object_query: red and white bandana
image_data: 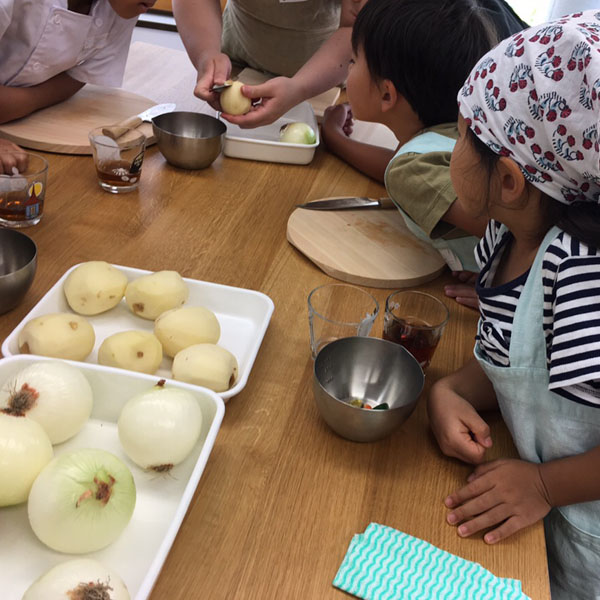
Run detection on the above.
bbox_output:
[458,10,600,205]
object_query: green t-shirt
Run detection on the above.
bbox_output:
[385,122,460,238]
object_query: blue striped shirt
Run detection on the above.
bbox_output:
[476,220,600,407]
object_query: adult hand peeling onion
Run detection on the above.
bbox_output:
[28,448,136,553]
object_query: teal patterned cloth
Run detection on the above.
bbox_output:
[333,523,531,600]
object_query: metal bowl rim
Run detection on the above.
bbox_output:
[0,230,37,279]
[151,112,226,140]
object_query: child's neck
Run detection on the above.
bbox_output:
[69,0,94,15]
[384,103,425,147]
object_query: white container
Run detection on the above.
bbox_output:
[223,101,319,165]
[0,354,225,600]
[2,263,274,401]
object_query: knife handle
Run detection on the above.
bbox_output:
[102,115,143,140]
[378,197,396,209]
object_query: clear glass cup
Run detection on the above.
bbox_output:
[0,152,48,228]
[383,290,450,369]
[308,283,379,359]
[89,127,146,193]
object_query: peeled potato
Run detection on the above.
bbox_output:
[172,344,238,392]
[18,313,95,361]
[154,306,220,358]
[220,80,251,116]
[98,330,163,374]
[64,261,128,315]
[125,270,189,320]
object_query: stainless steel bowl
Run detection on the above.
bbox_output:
[0,229,37,314]
[313,336,424,442]
[152,112,226,170]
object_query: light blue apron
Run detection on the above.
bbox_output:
[475,225,600,599]
[384,131,480,272]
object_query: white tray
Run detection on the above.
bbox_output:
[1,264,274,401]
[0,354,225,600]
[223,101,319,165]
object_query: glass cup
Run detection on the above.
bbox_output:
[383,290,450,370]
[89,127,146,193]
[308,283,379,359]
[0,152,48,228]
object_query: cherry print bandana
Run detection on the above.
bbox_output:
[458,10,600,205]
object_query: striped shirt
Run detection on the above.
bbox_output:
[475,220,600,407]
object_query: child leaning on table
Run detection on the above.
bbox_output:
[427,11,600,599]
[0,0,154,125]
[324,0,526,276]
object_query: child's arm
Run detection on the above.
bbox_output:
[428,358,498,464]
[0,73,84,124]
[321,103,395,183]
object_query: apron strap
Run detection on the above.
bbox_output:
[508,224,562,367]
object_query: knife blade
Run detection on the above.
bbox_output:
[296,197,396,210]
[102,103,176,139]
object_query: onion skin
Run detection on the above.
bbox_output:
[0,412,53,507]
[118,382,202,471]
[0,361,93,444]
[23,558,130,600]
[28,448,136,554]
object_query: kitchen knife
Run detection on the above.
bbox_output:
[102,103,176,139]
[296,197,396,210]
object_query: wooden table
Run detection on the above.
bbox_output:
[0,145,550,600]
[0,42,550,599]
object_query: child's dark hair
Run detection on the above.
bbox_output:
[352,0,498,127]
[468,129,600,247]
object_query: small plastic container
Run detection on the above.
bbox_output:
[223,101,319,165]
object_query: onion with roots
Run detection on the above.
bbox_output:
[23,558,130,600]
[28,448,136,554]
[118,379,203,472]
[0,411,53,507]
[0,361,93,444]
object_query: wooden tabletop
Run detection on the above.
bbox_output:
[0,44,550,600]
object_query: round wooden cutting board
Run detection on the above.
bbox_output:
[0,85,157,155]
[287,206,446,288]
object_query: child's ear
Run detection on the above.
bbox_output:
[497,157,527,206]
[380,79,398,113]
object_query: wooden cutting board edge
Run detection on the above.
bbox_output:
[286,208,447,289]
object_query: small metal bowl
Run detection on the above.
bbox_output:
[0,229,37,314]
[152,112,226,170]
[313,337,424,442]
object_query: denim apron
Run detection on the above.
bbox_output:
[474,225,600,599]
[384,132,480,272]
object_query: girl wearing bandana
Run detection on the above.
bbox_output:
[428,10,600,598]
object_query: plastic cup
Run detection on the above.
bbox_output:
[89,127,146,193]
[383,290,449,369]
[308,283,379,359]
[0,152,48,227]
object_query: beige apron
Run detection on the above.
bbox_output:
[222,0,341,77]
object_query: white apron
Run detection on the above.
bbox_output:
[475,225,600,599]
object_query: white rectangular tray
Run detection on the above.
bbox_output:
[0,354,225,600]
[2,264,274,401]
[223,101,319,165]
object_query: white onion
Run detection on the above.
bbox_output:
[0,412,53,507]
[28,448,136,553]
[0,361,93,444]
[118,380,202,472]
[279,122,316,144]
[23,558,130,600]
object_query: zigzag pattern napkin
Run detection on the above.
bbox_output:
[333,523,531,600]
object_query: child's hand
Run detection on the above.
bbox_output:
[445,459,552,544]
[322,103,354,137]
[428,380,492,464]
[444,270,479,310]
[0,139,28,174]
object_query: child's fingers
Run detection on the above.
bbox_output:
[483,516,524,544]
[451,503,508,538]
